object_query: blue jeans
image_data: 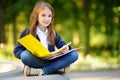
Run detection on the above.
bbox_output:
[20,50,78,74]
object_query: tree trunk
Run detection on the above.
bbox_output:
[0,0,5,43]
[12,16,17,46]
[83,0,91,56]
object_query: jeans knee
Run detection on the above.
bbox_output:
[20,50,31,65]
[69,51,78,62]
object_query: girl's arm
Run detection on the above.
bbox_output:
[55,32,71,53]
[13,29,28,59]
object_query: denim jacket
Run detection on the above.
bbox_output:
[13,29,71,59]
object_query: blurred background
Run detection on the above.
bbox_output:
[0,0,120,72]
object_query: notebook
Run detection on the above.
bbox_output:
[17,34,72,58]
[43,47,82,60]
[18,34,51,58]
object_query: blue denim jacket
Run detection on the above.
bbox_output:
[14,29,71,59]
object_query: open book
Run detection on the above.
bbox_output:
[43,47,82,60]
[18,34,82,60]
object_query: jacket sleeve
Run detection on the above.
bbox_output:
[13,29,28,59]
[55,32,72,50]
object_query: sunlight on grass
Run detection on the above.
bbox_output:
[0,44,120,71]
[0,63,16,73]
[0,43,20,62]
[71,52,120,71]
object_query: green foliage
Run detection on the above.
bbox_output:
[0,0,120,68]
[0,48,15,61]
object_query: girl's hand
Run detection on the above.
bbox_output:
[62,45,69,53]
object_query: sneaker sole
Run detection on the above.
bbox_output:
[64,66,70,74]
[24,66,30,76]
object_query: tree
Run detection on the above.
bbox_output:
[0,0,5,43]
[82,0,91,56]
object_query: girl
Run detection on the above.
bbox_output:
[14,1,78,76]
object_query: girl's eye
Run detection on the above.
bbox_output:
[41,14,52,17]
[42,14,45,17]
[48,15,52,17]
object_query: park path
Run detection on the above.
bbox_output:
[69,70,120,80]
[0,61,120,80]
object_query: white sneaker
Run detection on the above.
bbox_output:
[64,66,70,73]
[58,66,70,74]
[24,66,44,76]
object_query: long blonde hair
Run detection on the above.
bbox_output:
[27,1,56,44]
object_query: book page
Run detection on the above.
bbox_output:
[43,47,83,60]
[50,42,71,55]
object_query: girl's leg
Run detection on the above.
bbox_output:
[20,50,78,75]
[43,51,78,74]
[20,50,49,68]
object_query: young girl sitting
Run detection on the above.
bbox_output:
[14,1,78,76]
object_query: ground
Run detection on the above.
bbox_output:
[0,61,120,80]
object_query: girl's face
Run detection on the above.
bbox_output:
[38,7,52,28]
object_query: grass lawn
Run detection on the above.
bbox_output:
[0,48,120,72]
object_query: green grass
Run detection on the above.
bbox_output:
[71,54,120,72]
[0,48,20,62]
[0,48,120,71]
